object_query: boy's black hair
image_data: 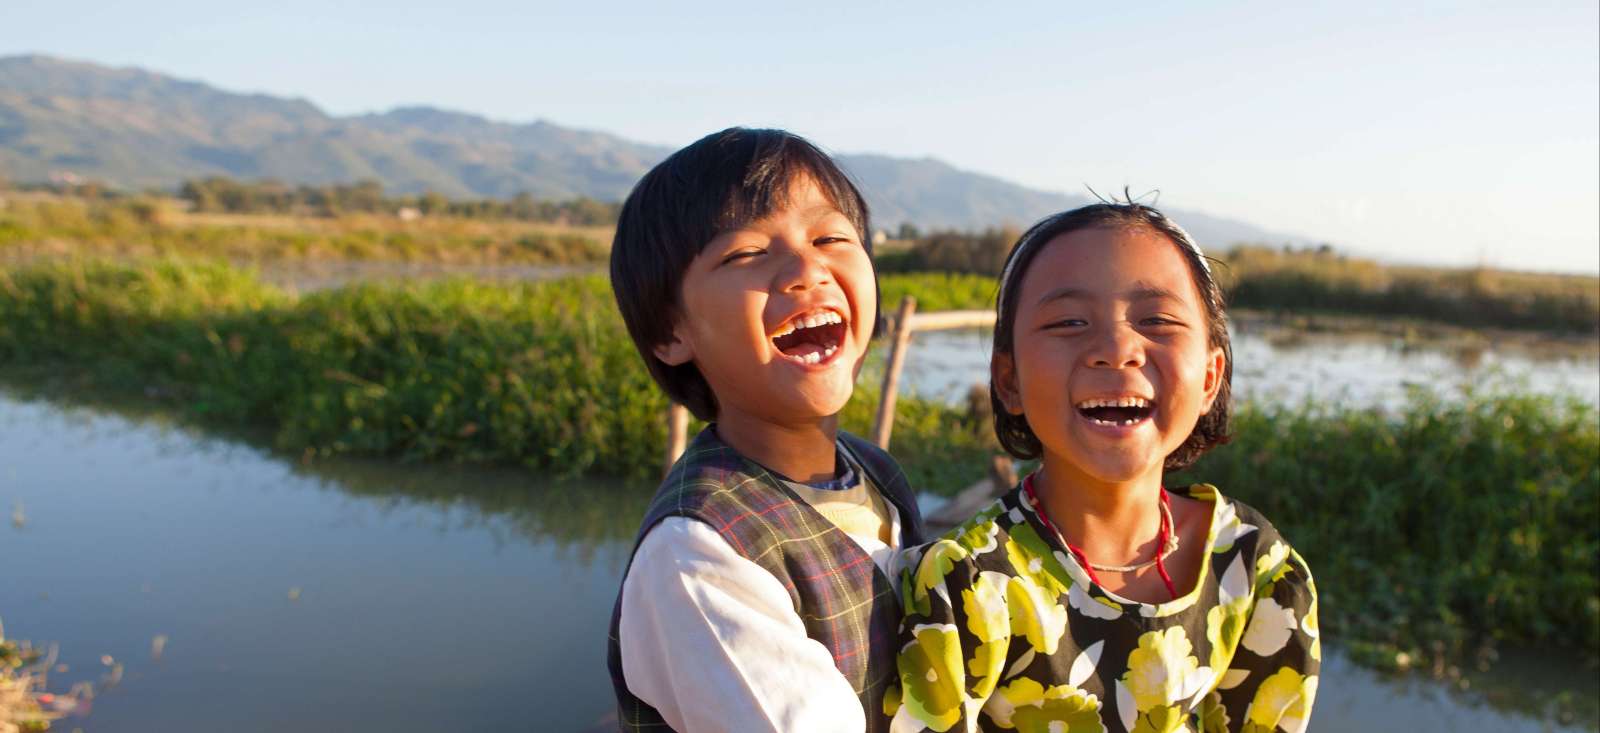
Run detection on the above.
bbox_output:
[990,203,1233,470]
[610,127,875,421]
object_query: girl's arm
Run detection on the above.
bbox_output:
[618,517,866,733]
[1203,544,1320,733]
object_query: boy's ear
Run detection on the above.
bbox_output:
[991,351,1025,415]
[1199,345,1226,414]
[652,326,695,367]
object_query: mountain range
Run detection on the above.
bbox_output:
[0,55,1302,246]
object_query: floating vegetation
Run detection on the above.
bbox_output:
[0,619,94,733]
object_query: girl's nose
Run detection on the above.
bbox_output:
[1085,322,1145,369]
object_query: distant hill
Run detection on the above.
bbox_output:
[0,54,1306,247]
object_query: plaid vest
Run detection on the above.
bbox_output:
[606,427,926,732]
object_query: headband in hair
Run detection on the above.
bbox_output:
[994,206,1211,311]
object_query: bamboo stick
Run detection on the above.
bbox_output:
[907,310,995,332]
[872,296,918,449]
[664,402,689,477]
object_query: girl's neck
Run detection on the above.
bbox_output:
[1033,455,1166,564]
[714,410,839,484]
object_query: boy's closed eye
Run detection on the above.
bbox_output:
[720,248,765,265]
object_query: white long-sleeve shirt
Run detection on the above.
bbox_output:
[617,494,902,733]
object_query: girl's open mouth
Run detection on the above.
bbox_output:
[1075,397,1154,427]
[771,310,847,366]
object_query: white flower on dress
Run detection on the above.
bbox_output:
[1210,499,1258,553]
[1069,583,1124,621]
[1240,597,1298,657]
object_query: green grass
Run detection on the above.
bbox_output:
[1,258,1595,670]
[1172,391,1599,667]
[1217,245,1600,334]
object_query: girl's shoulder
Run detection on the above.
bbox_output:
[1173,483,1301,560]
[902,487,1027,577]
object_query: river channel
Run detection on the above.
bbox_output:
[3,381,1594,732]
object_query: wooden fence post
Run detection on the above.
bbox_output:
[871,296,917,449]
[664,402,689,477]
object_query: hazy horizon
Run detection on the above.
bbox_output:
[5,1,1597,274]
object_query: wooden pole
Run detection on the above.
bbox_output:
[871,296,917,449]
[906,310,996,332]
[988,454,1017,496]
[664,402,689,477]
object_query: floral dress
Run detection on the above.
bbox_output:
[890,483,1319,733]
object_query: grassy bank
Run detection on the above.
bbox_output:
[881,235,1599,334]
[0,195,611,265]
[1218,245,1599,334]
[1,259,1595,669]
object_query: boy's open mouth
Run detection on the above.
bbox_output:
[771,309,847,365]
[1075,397,1154,427]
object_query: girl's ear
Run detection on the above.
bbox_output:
[653,325,695,367]
[1199,345,1226,414]
[991,351,1025,415]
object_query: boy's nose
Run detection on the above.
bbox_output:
[776,246,832,292]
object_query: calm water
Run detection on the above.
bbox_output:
[2,391,1594,732]
[899,320,1600,408]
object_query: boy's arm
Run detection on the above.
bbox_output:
[618,517,867,733]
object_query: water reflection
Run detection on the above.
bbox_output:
[0,389,639,732]
[1313,648,1596,733]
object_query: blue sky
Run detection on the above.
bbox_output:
[7,0,1598,273]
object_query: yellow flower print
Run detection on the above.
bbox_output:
[1210,498,1258,553]
[1207,556,1252,671]
[897,623,967,732]
[1122,627,1201,711]
[1254,541,1291,595]
[1130,704,1186,733]
[1243,668,1318,733]
[1301,601,1321,662]
[1069,583,1124,621]
[989,677,1107,733]
[963,571,1013,698]
[1241,597,1298,658]
[1005,523,1072,598]
[908,539,969,616]
[1196,691,1231,733]
[1005,573,1069,656]
[953,503,1005,555]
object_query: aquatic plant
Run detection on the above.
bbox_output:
[0,619,90,733]
[1173,390,1600,664]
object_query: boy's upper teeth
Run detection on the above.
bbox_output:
[775,310,841,336]
[1077,397,1150,409]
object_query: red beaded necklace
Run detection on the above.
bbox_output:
[1022,473,1179,601]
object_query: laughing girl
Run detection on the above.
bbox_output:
[893,204,1319,733]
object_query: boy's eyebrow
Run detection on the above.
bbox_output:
[1037,285,1182,305]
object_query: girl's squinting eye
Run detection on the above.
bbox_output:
[814,234,854,246]
[1042,317,1088,330]
[1140,315,1184,327]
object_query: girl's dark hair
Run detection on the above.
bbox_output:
[609,127,875,421]
[990,203,1233,470]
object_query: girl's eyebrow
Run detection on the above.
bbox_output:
[1036,285,1181,305]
